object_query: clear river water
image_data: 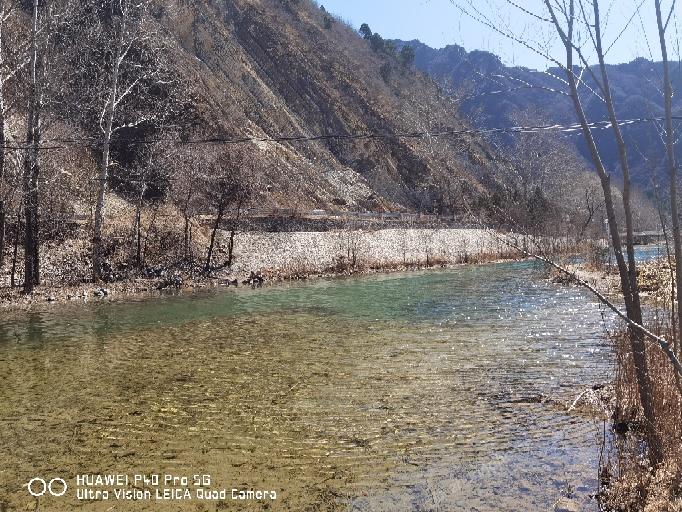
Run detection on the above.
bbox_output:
[0,260,616,511]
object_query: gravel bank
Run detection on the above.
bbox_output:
[225,228,515,274]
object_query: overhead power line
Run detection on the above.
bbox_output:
[2,115,682,151]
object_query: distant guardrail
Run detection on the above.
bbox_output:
[619,231,666,245]
[198,208,465,225]
[61,208,477,228]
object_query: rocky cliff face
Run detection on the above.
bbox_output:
[156,0,504,212]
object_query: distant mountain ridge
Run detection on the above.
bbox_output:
[393,38,682,188]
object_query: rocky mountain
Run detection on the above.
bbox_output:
[394,39,682,189]
[2,0,616,243]
[145,0,514,214]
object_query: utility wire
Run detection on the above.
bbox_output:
[2,115,681,151]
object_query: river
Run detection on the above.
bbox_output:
[0,260,614,511]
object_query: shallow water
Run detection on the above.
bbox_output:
[0,261,612,511]
[633,243,668,263]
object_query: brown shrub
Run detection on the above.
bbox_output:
[600,328,682,511]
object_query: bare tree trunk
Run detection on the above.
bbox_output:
[578,189,596,241]
[0,0,6,271]
[593,0,660,461]
[226,199,243,268]
[23,0,41,293]
[0,206,5,270]
[10,207,19,288]
[183,213,190,258]
[592,1,642,321]
[135,206,142,268]
[23,131,41,291]
[656,0,682,363]
[140,201,159,266]
[656,174,682,419]
[134,183,146,268]
[92,23,124,282]
[0,202,4,280]
[655,2,682,431]
[182,184,194,260]
[544,1,632,310]
[205,201,225,272]
[226,228,236,267]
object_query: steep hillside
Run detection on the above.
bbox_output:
[152,0,505,213]
[394,39,682,189]
[0,0,617,256]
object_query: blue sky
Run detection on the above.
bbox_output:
[319,0,673,70]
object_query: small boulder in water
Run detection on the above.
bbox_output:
[94,287,109,297]
[554,498,579,512]
[243,271,265,287]
[156,274,183,290]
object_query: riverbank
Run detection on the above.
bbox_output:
[599,326,682,512]
[550,264,618,292]
[0,227,532,311]
[550,251,675,306]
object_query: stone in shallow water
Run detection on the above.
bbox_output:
[554,497,580,512]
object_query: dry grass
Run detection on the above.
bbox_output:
[638,261,677,307]
[600,328,682,511]
[460,248,522,264]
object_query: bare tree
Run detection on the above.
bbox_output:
[22,0,41,292]
[543,0,659,463]
[654,0,682,362]
[203,150,254,273]
[161,142,203,263]
[124,140,171,269]
[453,0,681,464]
[0,1,50,278]
[0,0,7,270]
[18,0,75,292]
[130,156,154,269]
[492,110,603,239]
[84,0,176,282]
[180,170,198,261]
